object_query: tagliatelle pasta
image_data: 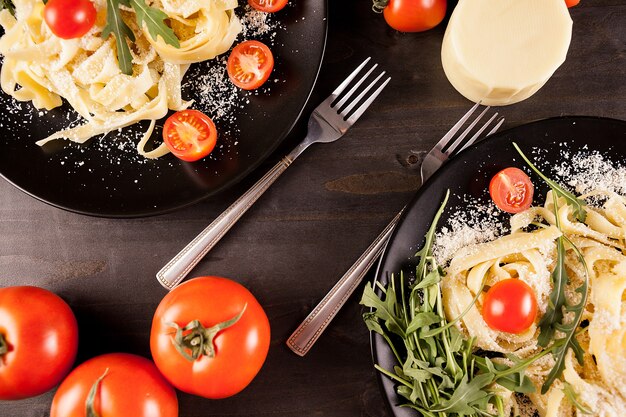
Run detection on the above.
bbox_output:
[442,190,626,416]
[0,0,241,158]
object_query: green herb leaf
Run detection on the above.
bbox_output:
[415,190,449,281]
[406,312,440,335]
[102,0,135,75]
[563,382,592,414]
[360,283,405,338]
[537,235,568,347]
[129,0,179,48]
[429,373,494,414]
[513,142,587,222]
[0,0,15,16]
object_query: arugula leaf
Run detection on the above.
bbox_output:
[102,0,135,75]
[429,373,494,414]
[540,240,589,394]
[537,235,568,347]
[563,382,592,414]
[0,0,15,15]
[129,0,179,48]
[360,283,406,338]
[513,142,587,222]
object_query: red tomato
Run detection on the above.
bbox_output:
[0,286,78,400]
[150,276,271,399]
[50,353,177,417]
[162,109,217,162]
[248,0,288,13]
[565,0,580,7]
[489,167,534,213]
[44,0,97,40]
[482,279,538,334]
[227,40,274,90]
[383,0,447,33]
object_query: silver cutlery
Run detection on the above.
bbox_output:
[157,58,391,290]
[286,103,504,356]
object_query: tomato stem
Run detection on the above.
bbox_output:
[85,368,108,417]
[166,304,247,362]
[0,333,7,357]
[372,0,388,13]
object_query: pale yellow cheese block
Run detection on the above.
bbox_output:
[441,0,573,106]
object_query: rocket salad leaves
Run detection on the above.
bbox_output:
[102,0,179,75]
[361,191,537,416]
[362,157,593,415]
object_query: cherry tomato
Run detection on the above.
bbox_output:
[50,353,177,417]
[489,167,534,213]
[482,279,538,334]
[0,286,78,400]
[44,0,97,40]
[162,109,217,162]
[383,0,447,33]
[227,40,274,90]
[150,276,271,399]
[248,0,288,13]
[565,0,580,7]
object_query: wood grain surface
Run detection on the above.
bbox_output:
[1,0,625,416]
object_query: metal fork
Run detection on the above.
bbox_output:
[156,58,391,290]
[286,103,504,356]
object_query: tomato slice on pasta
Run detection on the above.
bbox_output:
[489,167,534,213]
[248,0,288,13]
[227,41,274,91]
[162,110,217,162]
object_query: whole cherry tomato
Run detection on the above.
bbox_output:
[482,279,538,334]
[150,276,271,399]
[44,0,97,39]
[565,0,580,7]
[162,109,218,162]
[50,353,177,417]
[0,286,78,400]
[383,0,447,33]
[489,167,534,213]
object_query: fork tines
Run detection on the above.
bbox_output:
[441,102,505,156]
[328,57,391,125]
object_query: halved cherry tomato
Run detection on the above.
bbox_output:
[150,276,270,399]
[162,110,217,162]
[0,286,78,400]
[50,353,177,417]
[44,0,97,40]
[482,279,538,334]
[565,0,580,7]
[383,0,447,33]
[489,167,534,213]
[248,0,288,13]
[227,40,274,91]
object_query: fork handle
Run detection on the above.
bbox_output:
[286,208,405,356]
[156,156,294,290]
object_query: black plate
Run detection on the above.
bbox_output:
[0,1,327,218]
[371,116,626,417]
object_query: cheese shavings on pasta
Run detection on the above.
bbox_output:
[442,190,626,417]
[0,0,241,158]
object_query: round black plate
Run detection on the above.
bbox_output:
[0,1,327,218]
[371,116,626,417]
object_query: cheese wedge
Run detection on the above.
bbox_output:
[441,0,572,106]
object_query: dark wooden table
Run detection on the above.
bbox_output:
[1,1,625,416]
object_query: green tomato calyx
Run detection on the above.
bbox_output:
[166,304,247,361]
